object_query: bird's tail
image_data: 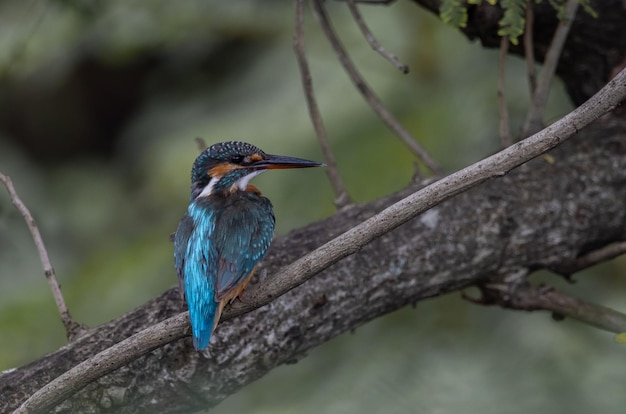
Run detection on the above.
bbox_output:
[185,274,219,350]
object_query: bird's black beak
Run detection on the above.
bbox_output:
[252,154,325,170]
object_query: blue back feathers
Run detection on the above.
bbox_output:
[174,190,275,350]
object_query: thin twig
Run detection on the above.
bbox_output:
[473,239,626,332]
[524,1,537,95]
[520,0,579,138]
[573,242,626,270]
[498,36,512,147]
[0,172,84,340]
[552,241,626,276]
[194,137,207,151]
[311,0,442,175]
[481,283,626,333]
[294,0,351,208]
[15,68,626,414]
[345,0,409,73]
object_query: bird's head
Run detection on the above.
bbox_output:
[190,141,324,200]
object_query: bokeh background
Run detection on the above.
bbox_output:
[0,1,624,413]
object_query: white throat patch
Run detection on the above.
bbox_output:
[197,170,266,198]
[232,170,265,191]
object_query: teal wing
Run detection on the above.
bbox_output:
[213,194,275,301]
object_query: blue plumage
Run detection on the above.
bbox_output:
[179,203,218,350]
[174,141,322,350]
[177,193,274,349]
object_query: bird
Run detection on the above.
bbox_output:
[174,141,323,350]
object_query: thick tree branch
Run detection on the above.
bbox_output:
[4,68,626,413]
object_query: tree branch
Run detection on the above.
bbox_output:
[0,172,85,340]
[345,0,409,73]
[524,1,537,96]
[498,36,511,147]
[478,283,626,333]
[520,0,579,137]
[7,68,626,414]
[293,0,351,208]
[551,241,626,277]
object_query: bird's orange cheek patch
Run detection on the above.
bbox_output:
[209,163,238,177]
[249,153,264,162]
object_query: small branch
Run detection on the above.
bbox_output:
[481,283,626,333]
[294,0,351,208]
[311,0,442,175]
[345,0,409,73]
[524,1,537,95]
[194,137,207,151]
[473,240,626,333]
[520,0,579,138]
[498,36,512,147]
[0,172,84,340]
[15,68,626,413]
[573,242,626,270]
[552,241,626,276]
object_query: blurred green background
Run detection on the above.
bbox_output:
[0,1,624,413]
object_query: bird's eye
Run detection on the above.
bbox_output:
[230,155,244,164]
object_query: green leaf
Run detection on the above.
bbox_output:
[497,0,527,45]
[440,0,469,28]
[440,0,597,45]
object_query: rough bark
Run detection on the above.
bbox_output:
[2,0,626,413]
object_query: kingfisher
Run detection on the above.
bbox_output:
[174,141,323,350]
